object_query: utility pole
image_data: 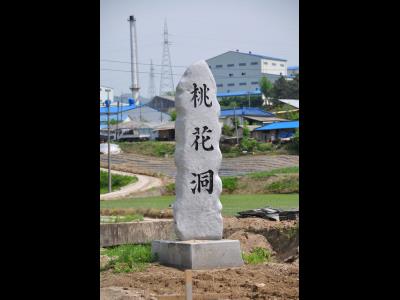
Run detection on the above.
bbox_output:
[234,104,239,145]
[105,89,112,193]
[116,101,120,141]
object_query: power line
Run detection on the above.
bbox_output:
[100,59,290,71]
[101,60,289,72]
[101,68,288,79]
[101,59,187,68]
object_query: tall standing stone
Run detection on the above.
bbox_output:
[173,60,223,240]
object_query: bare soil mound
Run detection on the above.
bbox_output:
[228,229,275,255]
[224,217,299,261]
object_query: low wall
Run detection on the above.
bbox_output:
[100,219,176,247]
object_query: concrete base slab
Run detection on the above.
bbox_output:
[151,239,244,270]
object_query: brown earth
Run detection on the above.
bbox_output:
[100,217,299,299]
[227,230,275,255]
[223,217,299,261]
[101,263,298,300]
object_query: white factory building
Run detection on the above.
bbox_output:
[100,86,114,104]
[206,50,287,94]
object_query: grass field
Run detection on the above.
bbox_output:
[100,194,299,216]
[100,170,138,194]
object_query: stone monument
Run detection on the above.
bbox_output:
[152,60,243,270]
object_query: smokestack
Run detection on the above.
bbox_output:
[128,15,140,104]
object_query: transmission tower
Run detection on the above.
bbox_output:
[159,20,175,96]
[147,60,156,100]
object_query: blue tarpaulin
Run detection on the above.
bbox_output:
[255,121,299,131]
[99,103,137,115]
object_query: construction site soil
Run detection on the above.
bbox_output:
[101,217,299,300]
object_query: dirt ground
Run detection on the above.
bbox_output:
[100,217,299,299]
[101,262,298,300]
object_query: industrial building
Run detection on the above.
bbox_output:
[148,95,175,113]
[206,50,287,94]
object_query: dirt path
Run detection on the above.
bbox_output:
[100,168,163,200]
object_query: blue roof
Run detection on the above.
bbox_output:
[288,66,299,70]
[255,121,299,131]
[99,103,137,115]
[217,90,261,97]
[220,107,275,118]
[207,51,287,62]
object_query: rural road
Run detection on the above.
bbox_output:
[100,153,299,178]
[100,168,163,200]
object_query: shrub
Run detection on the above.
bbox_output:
[222,124,234,136]
[165,183,175,194]
[240,137,258,152]
[222,177,238,193]
[284,129,299,155]
[256,142,273,152]
[242,247,272,264]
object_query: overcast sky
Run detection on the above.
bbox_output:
[100,0,299,98]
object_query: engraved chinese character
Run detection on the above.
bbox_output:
[190,170,214,194]
[190,83,212,108]
[191,126,214,151]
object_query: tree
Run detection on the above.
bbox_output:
[165,91,176,97]
[272,75,290,99]
[287,74,299,99]
[242,121,250,138]
[109,119,122,125]
[169,109,177,121]
[271,74,299,100]
[259,76,273,99]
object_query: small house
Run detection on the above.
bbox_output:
[153,122,175,141]
[253,121,299,142]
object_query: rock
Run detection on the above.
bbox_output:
[100,143,121,154]
[173,60,223,240]
[100,255,111,269]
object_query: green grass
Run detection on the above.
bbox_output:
[100,194,299,216]
[265,176,299,194]
[100,214,144,223]
[118,141,175,157]
[101,244,155,273]
[100,170,138,194]
[247,166,299,179]
[242,247,272,264]
[221,177,238,193]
